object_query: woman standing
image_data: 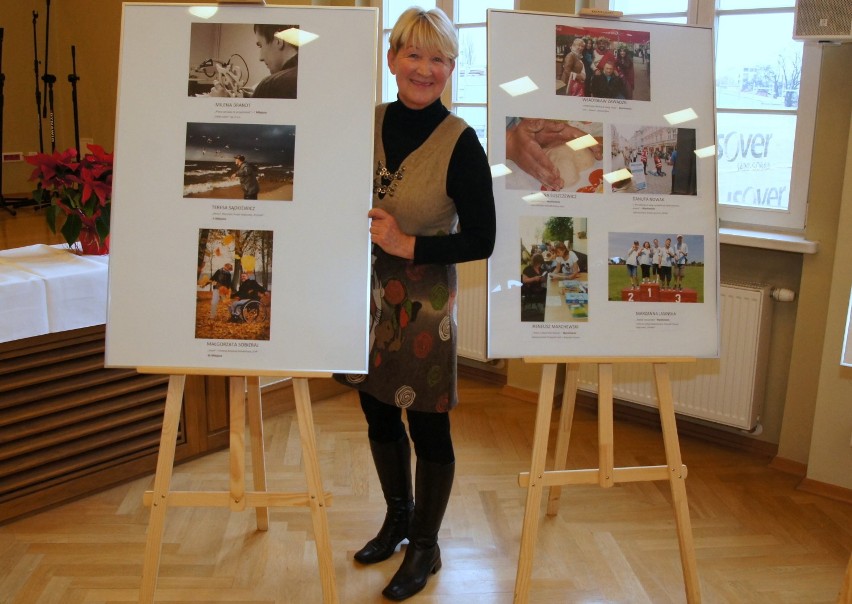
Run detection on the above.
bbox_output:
[615,46,635,100]
[337,7,495,601]
[560,37,586,96]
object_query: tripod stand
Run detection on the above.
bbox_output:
[0,28,34,216]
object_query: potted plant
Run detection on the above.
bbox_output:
[26,144,113,254]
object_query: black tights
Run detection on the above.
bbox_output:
[359,391,455,465]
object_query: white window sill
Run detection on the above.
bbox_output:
[719,227,819,254]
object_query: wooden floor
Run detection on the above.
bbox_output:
[0,377,849,603]
[2,207,850,602]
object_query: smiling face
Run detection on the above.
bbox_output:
[388,45,454,110]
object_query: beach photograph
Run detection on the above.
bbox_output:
[184,122,295,201]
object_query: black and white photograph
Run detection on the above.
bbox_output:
[188,23,299,99]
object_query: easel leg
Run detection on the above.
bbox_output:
[598,364,615,488]
[139,374,186,604]
[292,377,338,604]
[246,376,269,530]
[229,377,247,512]
[513,363,558,604]
[653,364,701,603]
[546,363,579,516]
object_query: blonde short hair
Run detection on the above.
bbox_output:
[389,7,458,61]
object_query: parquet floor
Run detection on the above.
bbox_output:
[0,377,849,603]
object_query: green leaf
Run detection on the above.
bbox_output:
[45,205,59,233]
[61,213,82,247]
[95,216,109,242]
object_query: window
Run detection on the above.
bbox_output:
[595,0,819,231]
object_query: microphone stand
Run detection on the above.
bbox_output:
[41,0,56,153]
[68,46,80,162]
[0,28,33,216]
[32,11,44,154]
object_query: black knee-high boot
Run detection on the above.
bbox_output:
[354,437,414,564]
[382,459,455,601]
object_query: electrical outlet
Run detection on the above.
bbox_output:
[2,152,24,163]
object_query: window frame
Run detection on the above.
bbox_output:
[584,0,820,232]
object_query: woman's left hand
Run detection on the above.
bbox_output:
[368,208,415,259]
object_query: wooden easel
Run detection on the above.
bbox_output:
[513,357,701,604]
[137,370,337,604]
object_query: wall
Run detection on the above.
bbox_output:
[806,115,852,490]
[776,44,852,490]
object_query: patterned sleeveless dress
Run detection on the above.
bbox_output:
[337,104,468,413]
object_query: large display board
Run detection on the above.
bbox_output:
[487,10,719,358]
[106,4,377,373]
[843,287,852,368]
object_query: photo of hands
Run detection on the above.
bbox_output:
[505,117,604,192]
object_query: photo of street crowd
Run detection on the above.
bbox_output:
[188,23,299,99]
[610,124,698,195]
[607,232,704,303]
[195,228,273,341]
[184,122,296,201]
[555,25,651,101]
[520,216,589,323]
[505,117,604,192]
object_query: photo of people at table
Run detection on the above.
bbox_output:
[610,124,697,195]
[505,117,603,192]
[184,122,295,201]
[555,25,651,101]
[520,215,589,323]
[188,23,299,99]
[195,228,273,340]
[607,232,704,303]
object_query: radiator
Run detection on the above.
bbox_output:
[458,275,773,431]
[577,282,774,430]
[457,259,489,362]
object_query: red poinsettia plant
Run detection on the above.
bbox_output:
[26,144,113,253]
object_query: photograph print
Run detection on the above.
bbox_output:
[188,23,299,99]
[555,25,651,101]
[520,215,589,323]
[607,232,704,303]
[184,122,295,201]
[196,228,273,341]
[610,124,697,195]
[505,117,604,193]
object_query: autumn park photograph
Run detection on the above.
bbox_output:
[195,228,273,340]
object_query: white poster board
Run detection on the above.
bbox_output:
[842,287,852,367]
[487,10,719,358]
[106,4,377,373]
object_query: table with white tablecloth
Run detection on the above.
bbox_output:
[0,244,108,343]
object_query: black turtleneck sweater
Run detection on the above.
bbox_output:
[381,99,496,265]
